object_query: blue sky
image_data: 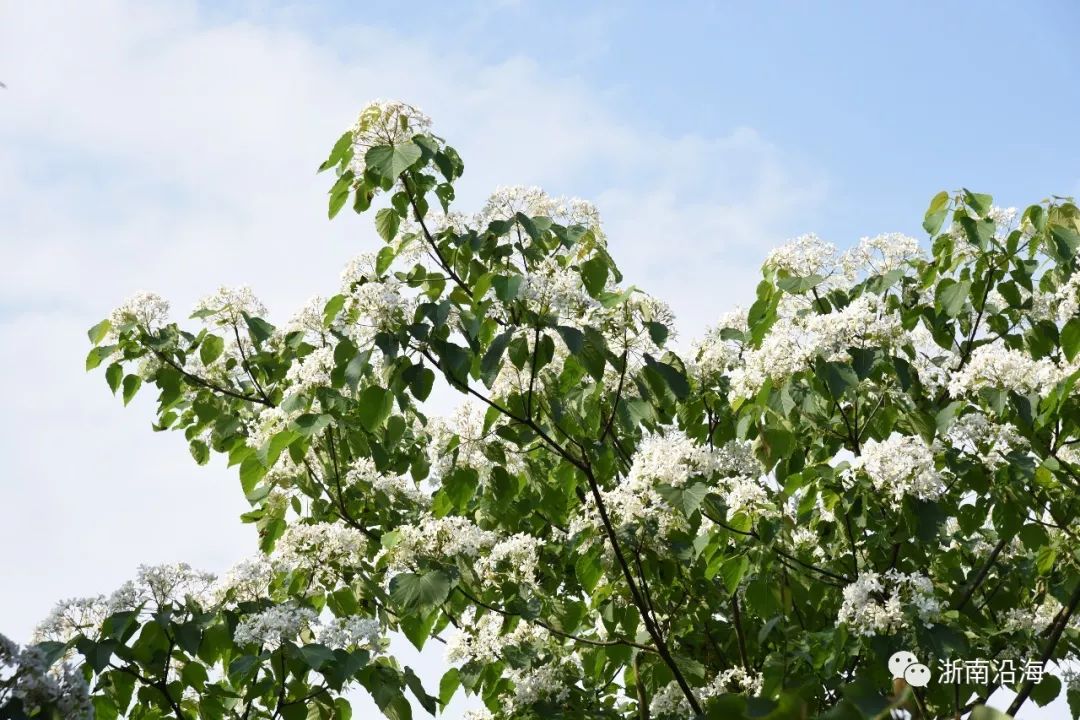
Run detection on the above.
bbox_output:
[1,2,1078,717]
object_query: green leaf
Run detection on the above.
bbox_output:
[105,362,123,394]
[292,413,332,438]
[298,643,337,671]
[579,257,609,296]
[1062,316,1080,362]
[923,190,950,235]
[481,330,513,388]
[323,294,346,326]
[935,278,970,317]
[320,130,353,172]
[85,345,116,371]
[404,667,438,716]
[122,374,142,405]
[200,335,224,366]
[357,386,393,432]
[438,668,460,708]
[644,356,690,399]
[816,360,858,398]
[389,571,452,612]
[409,366,435,401]
[365,141,422,181]
[720,555,749,595]
[189,440,210,465]
[575,546,603,593]
[88,319,112,345]
[555,325,585,353]
[375,208,401,242]
[1030,672,1062,707]
[245,315,275,344]
[329,188,349,219]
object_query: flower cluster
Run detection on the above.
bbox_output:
[944,412,1026,469]
[272,522,368,585]
[0,635,92,719]
[948,344,1064,398]
[194,285,267,326]
[349,101,431,156]
[764,233,838,279]
[284,345,336,394]
[853,434,945,502]
[234,602,318,648]
[315,616,383,652]
[475,533,542,588]
[387,514,498,570]
[840,232,924,278]
[109,290,170,334]
[346,456,430,505]
[837,570,940,637]
[445,609,550,665]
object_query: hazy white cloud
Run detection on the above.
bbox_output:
[0,0,824,714]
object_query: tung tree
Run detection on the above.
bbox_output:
[7,100,1080,720]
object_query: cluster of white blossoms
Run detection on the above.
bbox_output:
[272,522,368,585]
[477,185,604,244]
[427,401,525,483]
[1054,272,1080,323]
[0,635,92,719]
[339,252,416,336]
[314,616,383,652]
[445,609,550,665]
[193,285,267,326]
[35,564,219,645]
[517,256,601,319]
[944,412,1027,469]
[1002,596,1080,635]
[902,324,957,395]
[503,659,579,712]
[840,233,924,279]
[691,308,749,381]
[247,405,296,450]
[386,514,498,571]
[108,290,170,335]
[728,292,901,400]
[348,101,431,172]
[852,434,945,502]
[284,345,336,394]
[345,456,430,505]
[108,562,216,609]
[649,667,766,716]
[211,555,276,603]
[474,533,542,588]
[948,344,1066,399]
[234,602,319,648]
[837,570,940,637]
[764,233,839,279]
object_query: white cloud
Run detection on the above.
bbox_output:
[0,0,824,714]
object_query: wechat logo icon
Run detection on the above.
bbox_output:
[888,650,931,688]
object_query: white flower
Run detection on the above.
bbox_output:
[316,616,383,651]
[475,533,542,588]
[428,401,525,483]
[764,233,838,279]
[346,456,430,505]
[211,555,276,603]
[505,661,574,711]
[350,101,431,153]
[109,291,170,334]
[945,412,1026,469]
[948,344,1063,398]
[234,603,318,648]
[388,514,497,570]
[837,570,940,637]
[854,434,945,502]
[285,345,336,394]
[841,233,924,279]
[273,523,368,585]
[33,597,109,643]
[4,641,92,719]
[194,285,267,326]
[1054,273,1080,324]
[108,563,216,610]
[445,609,549,665]
[649,681,692,718]
[691,308,749,380]
[702,666,764,697]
